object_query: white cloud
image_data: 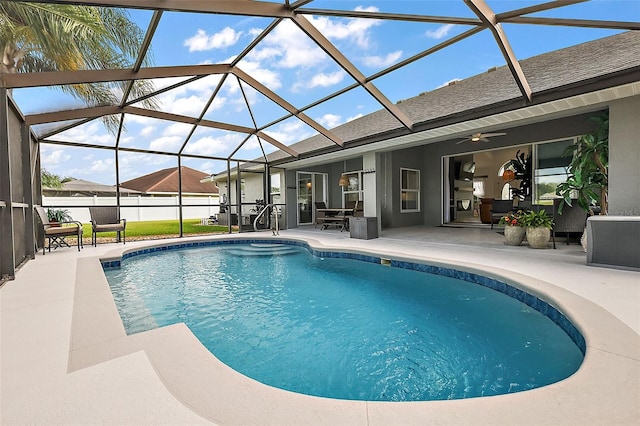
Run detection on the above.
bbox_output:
[425,24,455,40]
[263,120,314,145]
[55,122,113,145]
[140,126,155,137]
[41,147,70,166]
[163,122,192,137]
[307,7,381,49]
[237,59,282,90]
[362,50,402,68]
[184,133,244,156]
[317,113,342,128]
[184,27,242,52]
[149,135,184,152]
[163,94,208,117]
[246,20,327,69]
[308,71,345,88]
[292,70,345,92]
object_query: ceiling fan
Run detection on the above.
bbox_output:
[456,132,507,144]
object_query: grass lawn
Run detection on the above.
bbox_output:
[78,219,230,239]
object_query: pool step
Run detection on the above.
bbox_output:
[225,244,300,257]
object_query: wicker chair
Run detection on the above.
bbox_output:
[553,198,588,246]
[89,206,126,246]
[34,205,82,255]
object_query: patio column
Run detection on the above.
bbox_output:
[362,152,381,233]
[608,95,640,215]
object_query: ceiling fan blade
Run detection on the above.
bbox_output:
[482,132,507,137]
[456,139,469,144]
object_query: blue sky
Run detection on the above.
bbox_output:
[11,0,639,185]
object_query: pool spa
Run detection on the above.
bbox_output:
[101,238,584,402]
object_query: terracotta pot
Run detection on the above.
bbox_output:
[526,227,551,249]
[504,226,525,246]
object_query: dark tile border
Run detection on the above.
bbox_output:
[101,238,585,355]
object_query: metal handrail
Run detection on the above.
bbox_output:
[253,203,279,235]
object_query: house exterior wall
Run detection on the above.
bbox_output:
[414,111,601,226]
[608,95,640,215]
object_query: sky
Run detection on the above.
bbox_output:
[10,0,640,185]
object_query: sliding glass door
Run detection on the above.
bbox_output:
[297,172,327,225]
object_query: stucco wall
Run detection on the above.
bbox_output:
[608,95,640,215]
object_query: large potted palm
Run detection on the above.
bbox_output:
[556,112,608,215]
[556,112,608,250]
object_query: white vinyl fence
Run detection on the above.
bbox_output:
[42,195,220,223]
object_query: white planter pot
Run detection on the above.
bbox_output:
[504,226,526,246]
[526,227,551,249]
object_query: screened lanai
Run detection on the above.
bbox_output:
[1,0,640,281]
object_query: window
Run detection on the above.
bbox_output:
[401,168,420,212]
[533,139,574,204]
[342,171,363,206]
[270,172,281,206]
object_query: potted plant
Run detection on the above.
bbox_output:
[555,112,608,251]
[47,208,73,226]
[521,209,554,249]
[498,209,526,246]
[556,112,608,215]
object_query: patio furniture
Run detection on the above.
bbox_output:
[490,199,515,229]
[89,206,126,246]
[314,201,328,228]
[553,198,588,245]
[316,201,358,231]
[587,215,640,271]
[34,205,83,255]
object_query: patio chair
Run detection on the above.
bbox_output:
[314,201,328,228]
[490,199,515,229]
[553,198,588,246]
[34,205,83,255]
[89,206,126,246]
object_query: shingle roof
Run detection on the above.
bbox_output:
[119,166,219,194]
[267,30,640,163]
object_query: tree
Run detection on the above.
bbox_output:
[0,2,158,133]
[41,168,72,189]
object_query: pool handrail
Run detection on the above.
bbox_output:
[253,203,279,235]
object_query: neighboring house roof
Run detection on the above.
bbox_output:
[43,179,140,196]
[119,166,219,194]
[267,30,640,164]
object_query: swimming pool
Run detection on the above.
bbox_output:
[103,239,584,402]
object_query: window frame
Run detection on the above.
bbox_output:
[400,167,420,213]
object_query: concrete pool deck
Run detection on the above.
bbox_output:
[1,226,639,425]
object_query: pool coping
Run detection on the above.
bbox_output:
[68,234,640,425]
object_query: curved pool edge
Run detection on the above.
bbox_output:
[70,234,640,425]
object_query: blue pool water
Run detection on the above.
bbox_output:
[104,242,583,401]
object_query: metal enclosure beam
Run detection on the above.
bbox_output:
[0,88,16,281]
[465,0,533,103]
